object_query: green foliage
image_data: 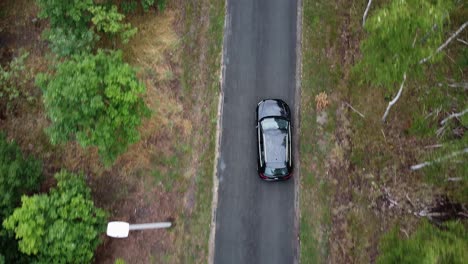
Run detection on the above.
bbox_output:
[0,133,42,220]
[0,51,34,114]
[120,0,138,14]
[37,50,151,165]
[3,171,107,263]
[36,0,96,56]
[354,0,453,89]
[89,5,137,44]
[377,220,467,264]
[157,0,167,12]
[142,0,155,12]
[36,0,136,56]
[114,258,126,264]
[43,27,96,57]
[119,0,166,13]
[0,134,42,263]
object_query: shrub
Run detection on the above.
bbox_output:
[37,50,151,165]
[36,0,137,56]
[0,133,42,263]
[377,220,467,264]
[354,0,453,89]
[89,5,137,44]
[3,171,107,263]
[36,0,96,56]
[0,51,34,114]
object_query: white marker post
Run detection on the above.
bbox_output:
[106,221,172,238]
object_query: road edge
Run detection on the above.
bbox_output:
[294,0,303,263]
[208,1,229,263]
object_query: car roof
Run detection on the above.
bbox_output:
[262,125,288,164]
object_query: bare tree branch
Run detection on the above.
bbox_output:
[419,21,468,64]
[447,177,462,182]
[382,73,407,122]
[424,144,443,149]
[410,148,468,170]
[344,102,365,118]
[440,108,468,125]
[362,0,373,27]
[405,193,415,208]
[457,38,468,45]
[444,82,468,90]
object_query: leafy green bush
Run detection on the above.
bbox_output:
[121,1,138,14]
[0,52,34,114]
[36,0,136,56]
[0,134,42,263]
[142,0,155,12]
[89,5,137,44]
[3,170,107,263]
[36,0,96,56]
[0,133,42,221]
[354,0,453,89]
[120,0,167,13]
[37,50,151,165]
[377,220,467,264]
[43,27,96,57]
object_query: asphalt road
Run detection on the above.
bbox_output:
[214,0,298,263]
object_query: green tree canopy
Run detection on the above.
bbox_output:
[36,50,150,165]
[0,134,42,263]
[3,171,106,263]
[377,220,467,264]
[0,133,42,220]
[36,0,136,56]
[36,0,96,56]
[89,5,137,44]
[354,0,453,89]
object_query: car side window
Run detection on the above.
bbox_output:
[288,124,292,167]
[258,124,264,167]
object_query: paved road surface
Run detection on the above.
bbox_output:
[214,0,298,263]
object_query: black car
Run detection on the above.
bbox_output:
[256,99,292,181]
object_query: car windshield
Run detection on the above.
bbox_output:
[263,163,289,177]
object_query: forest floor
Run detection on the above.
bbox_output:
[300,0,467,263]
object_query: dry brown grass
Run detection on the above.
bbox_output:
[122,10,180,78]
[315,91,330,111]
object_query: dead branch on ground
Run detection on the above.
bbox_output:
[447,82,468,90]
[362,0,373,27]
[383,187,398,208]
[410,148,468,170]
[456,38,468,45]
[440,108,468,125]
[424,144,443,149]
[405,193,415,208]
[419,21,468,64]
[382,73,406,123]
[447,177,462,182]
[344,102,365,118]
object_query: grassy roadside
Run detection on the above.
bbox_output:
[172,0,225,262]
[299,0,341,262]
